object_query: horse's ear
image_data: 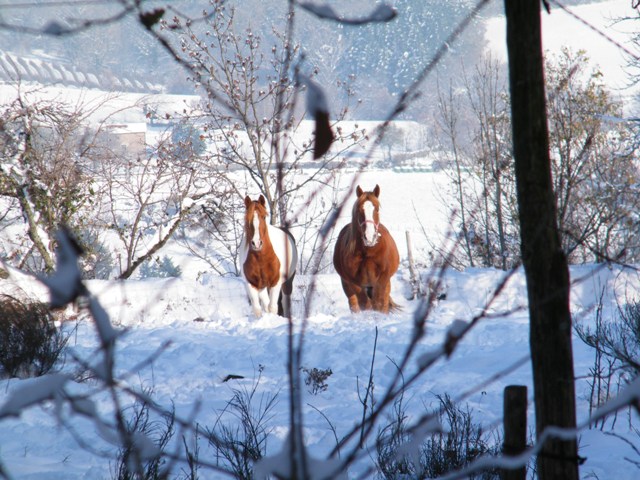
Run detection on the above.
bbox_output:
[373,184,380,198]
[244,196,252,208]
[258,195,266,206]
[356,186,363,197]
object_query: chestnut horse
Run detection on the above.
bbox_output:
[240,195,298,317]
[333,185,400,313]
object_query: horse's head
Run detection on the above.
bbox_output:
[244,195,269,251]
[353,184,381,247]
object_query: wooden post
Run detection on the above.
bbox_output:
[504,1,578,478]
[502,385,528,480]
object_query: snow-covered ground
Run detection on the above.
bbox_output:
[2,1,640,479]
[1,168,640,479]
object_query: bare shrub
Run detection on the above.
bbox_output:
[576,292,640,434]
[421,394,500,479]
[376,392,414,478]
[376,393,501,479]
[576,291,640,471]
[0,294,69,378]
[206,366,278,480]
[112,396,177,480]
[301,366,333,395]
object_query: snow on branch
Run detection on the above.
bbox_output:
[0,373,69,418]
[38,226,84,309]
[255,431,348,480]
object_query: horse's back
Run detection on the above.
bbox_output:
[332,225,352,275]
[379,225,400,273]
[267,224,298,279]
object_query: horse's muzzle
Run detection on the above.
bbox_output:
[362,234,380,248]
[361,220,380,247]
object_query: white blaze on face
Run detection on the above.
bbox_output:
[251,212,263,250]
[362,200,377,247]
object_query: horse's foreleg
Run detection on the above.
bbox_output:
[341,279,364,313]
[347,295,360,313]
[372,280,392,313]
[360,287,373,311]
[258,288,271,314]
[267,283,282,315]
[246,284,264,317]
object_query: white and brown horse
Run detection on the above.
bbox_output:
[240,195,297,317]
[333,185,400,313]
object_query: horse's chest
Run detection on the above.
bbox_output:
[243,253,281,289]
[348,254,384,282]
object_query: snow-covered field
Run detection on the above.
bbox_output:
[2,1,640,479]
[2,168,640,479]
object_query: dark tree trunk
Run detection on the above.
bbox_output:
[504,1,579,479]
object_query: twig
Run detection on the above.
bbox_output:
[359,326,379,448]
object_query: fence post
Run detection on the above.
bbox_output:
[502,385,527,480]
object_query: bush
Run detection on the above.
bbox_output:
[576,294,640,430]
[376,393,500,479]
[0,294,69,378]
[139,256,182,279]
[206,366,278,480]
[421,394,500,479]
[301,366,332,395]
[112,395,178,480]
[79,230,115,280]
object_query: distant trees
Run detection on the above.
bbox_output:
[0,0,491,122]
[0,90,97,272]
[436,48,640,270]
[174,1,366,226]
[435,55,516,270]
[337,0,487,120]
[0,0,177,91]
[0,89,220,280]
[622,3,640,90]
[94,123,212,280]
[546,48,640,263]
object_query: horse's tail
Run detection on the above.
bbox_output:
[388,296,402,313]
